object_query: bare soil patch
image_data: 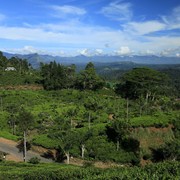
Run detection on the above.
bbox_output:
[0,137,18,146]
[0,85,43,90]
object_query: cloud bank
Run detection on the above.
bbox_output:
[0,1,179,57]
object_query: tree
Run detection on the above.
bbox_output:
[106,118,130,151]
[5,56,30,74]
[50,130,77,164]
[17,108,34,162]
[65,64,77,88]
[116,67,170,101]
[84,96,100,129]
[66,107,78,129]
[152,140,180,162]
[76,62,104,90]
[0,51,8,72]
[40,61,68,90]
[6,104,19,135]
[76,130,93,159]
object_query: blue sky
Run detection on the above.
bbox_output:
[0,0,180,57]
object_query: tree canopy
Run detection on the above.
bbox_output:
[115,67,170,100]
[40,61,68,90]
[40,61,104,91]
[76,62,104,90]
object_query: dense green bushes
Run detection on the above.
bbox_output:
[0,89,179,164]
[0,54,179,177]
[0,161,179,179]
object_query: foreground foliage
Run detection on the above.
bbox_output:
[0,161,179,180]
[0,89,179,164]
[0,59,179,165]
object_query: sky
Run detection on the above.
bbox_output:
[0,0,180,57]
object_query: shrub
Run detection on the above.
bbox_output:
[83,161,94,168]
[143,153,151,160]
[28,157,41,164]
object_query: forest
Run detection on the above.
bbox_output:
[0,52,180,179]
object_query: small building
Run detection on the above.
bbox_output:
[5,67,16,71]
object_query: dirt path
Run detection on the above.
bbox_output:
[0,137,53,163]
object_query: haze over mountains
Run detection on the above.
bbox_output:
[3,52,180,68]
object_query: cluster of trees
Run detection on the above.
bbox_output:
[32,110,179,165]
[38,66,178,164]
[161,68,180,97]
[40,62,175,104]
[40,61,104,90]
[47,118,140,165]
[115,67,170,100]
[0,52,30,74]
[6,104,140,164]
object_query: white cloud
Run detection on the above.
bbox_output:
[22,46,39,54]
[115,46,132,55]
[94,49,103,55]
[1,21,179,57]
[172,6,180,22]
[0,26,61,41]
[0,4,180,57]
[78,48,89,56]
[138,49,156,56]
[100,0,132,21]
[77,48,104,56]
[162,6,180,30]
[5,46,44,55]
[176,53,180,57]
[0,22,128,49]
[145,50,155,55]
[123,21,166,35]
[50,5,86,18]
[4,46,66,56]
[160,47,180,57]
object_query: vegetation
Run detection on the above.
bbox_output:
[0,161,179,179]
[40,61,104,90]
[0,51,180,178]
[17,108,34,162]
[115,67,170,100]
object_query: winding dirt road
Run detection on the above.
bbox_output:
[0,137,53,163]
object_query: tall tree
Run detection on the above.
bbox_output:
[66,107,78,129]
[6,104,19,135]
[84,97,100,129]
[0,51,8,72]
[116,67,170,101]
[65,64,77,88]
[76,62,104,90]
[17,108,34,162]
[106,118,130,151]
[41,61,67,90]
[51,130,76,164]
[77,130,92,159]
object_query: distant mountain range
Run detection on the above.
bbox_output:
[3,52,180,68]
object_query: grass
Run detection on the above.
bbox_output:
[131,126,174,156]
[0,130,19,141]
